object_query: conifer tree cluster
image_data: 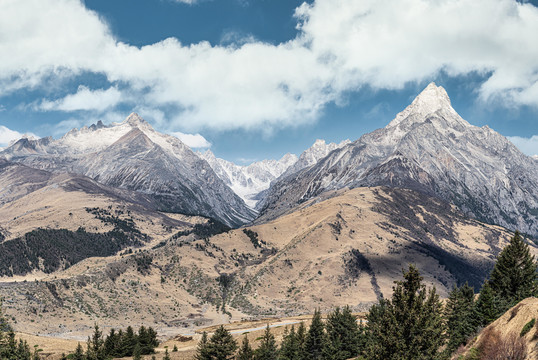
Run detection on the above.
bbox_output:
[0,300,41,360]
[73,324,158,360]
[194,307,362,360]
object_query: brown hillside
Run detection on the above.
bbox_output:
[0,186,533,342]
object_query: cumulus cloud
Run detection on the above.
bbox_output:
[0,125,38,146]
[508,135,538,156]
[171,131,211,148]
[1,0,537,132]
[40,86,123,112]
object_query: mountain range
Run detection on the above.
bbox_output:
[1,82,537,338]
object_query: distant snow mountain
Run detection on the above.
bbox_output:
[200,151,298,208]
[2,113,256,227]
[200,139,350,208]
[280,139,351,179]
[259,83,538,236]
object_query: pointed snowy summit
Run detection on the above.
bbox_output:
[387,82,467,130]
[124,112,150,128]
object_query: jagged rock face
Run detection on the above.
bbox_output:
[1,114,256,227]
[259,83,538,235]
[200,150,298,208]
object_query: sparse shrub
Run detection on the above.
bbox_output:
[520,318,535,337]
[479,328,527,360]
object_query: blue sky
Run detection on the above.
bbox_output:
[0,0,537,163]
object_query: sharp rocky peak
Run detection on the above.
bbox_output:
[124,113,150,128]
[386,82,468,130]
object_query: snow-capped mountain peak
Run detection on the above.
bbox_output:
[259,83,538,235]
[387,82,468,131]
[199,151,299,208]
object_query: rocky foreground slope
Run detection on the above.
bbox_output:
[458,297,538,360]
[259,83,538,236]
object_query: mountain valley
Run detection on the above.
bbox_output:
[0,83,537,357]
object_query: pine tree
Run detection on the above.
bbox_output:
[474,281,501,327]
[237,335,254,360]
[295,322,307,360]
[207,326,237,360]
[195,331,211,360]
[254,325,278,360]
[364,265,446,360]
[133,342,142,360]
[86,324,105,360]
[444,283,476,354]
[279,326,301,360]
[324,306,361,360]
[73,343,85,360]
[304,309,325,360]
[121,325,137,357]
[489,231,537,308]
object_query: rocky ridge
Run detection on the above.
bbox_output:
[258,83,538,236]
[1,114,256,227]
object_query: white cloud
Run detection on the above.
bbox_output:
[0,125,38,146]
[171,131,211,148]
[40,86,123,112]
[0,0,538,132]
[507,135,538,156]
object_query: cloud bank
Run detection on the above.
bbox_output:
[1,0,537,133]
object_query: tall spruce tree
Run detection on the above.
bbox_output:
[72,343,85,360]
[489,231,537,308]
[86,324,105,360]
[304,309,325,360]
[324,306,361,360]
[254,325,278,360]
[444,283,476,354]
[237,335,254,360]
[473,281,501,327]
[195,331,210,360]
[207,325,238,360]
[279,326,301,360]
[364,265,446,360]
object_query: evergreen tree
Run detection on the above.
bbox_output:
[444,283,476,354]
[103,329,119,357]
[133,342,142,360]
[304,309,325,360]
[254,325,278,360]
[237,335,254,360]
[207,326,238,360]
[364,265,446,360]
[121,326,137,357]
[473,281,500,328]
[73,343,85,360]
[295,323,306,360]
[489,231,537,308]
[195,331,211,360]
[324,306,361,360]
[279,326,301,360]
[86,324,105,360]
